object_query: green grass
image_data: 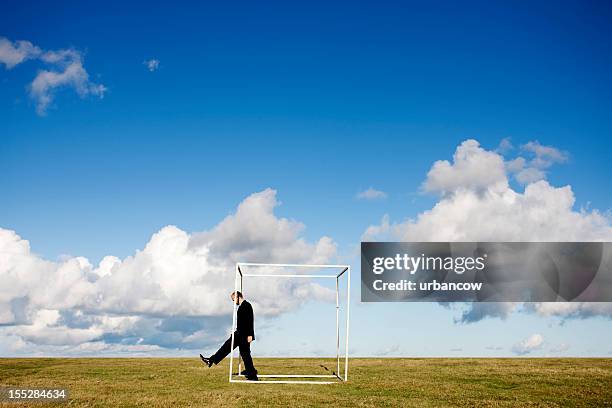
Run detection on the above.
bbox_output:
[1,358,611,407]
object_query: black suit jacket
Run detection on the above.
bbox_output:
[237,300,255,340]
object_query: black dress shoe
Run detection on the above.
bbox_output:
[245,374,258,381]
[199,354,213,368]
[241,369,258,376]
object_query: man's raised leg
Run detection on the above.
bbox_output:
[209,333,238,365]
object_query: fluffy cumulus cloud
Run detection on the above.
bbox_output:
[363,139,612,322]
[512,333,544,355]
[356,187,388,200]
[0,189,337,356]
[0,37,105,115]
[422,139,508,196]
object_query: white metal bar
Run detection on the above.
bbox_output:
[238,273,243,375]
[242,273,337,278]
[231,379,337,384]
[336,276,340,378]
[344,266,351,381]
[235,374,337,378]
[238,262,349,269]
[229,265,239,383]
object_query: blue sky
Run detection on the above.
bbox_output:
[1,1,612,357]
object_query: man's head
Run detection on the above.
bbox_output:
[231,291,244,305]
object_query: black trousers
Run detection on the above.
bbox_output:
[210,332,256,374]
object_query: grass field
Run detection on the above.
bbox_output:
[1,358,611,407]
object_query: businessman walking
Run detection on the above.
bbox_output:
[200,291,258,381]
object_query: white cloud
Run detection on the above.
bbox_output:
[356,187,388,200]
[514,166,546,184]
[0,189,337,355]
[512,333,544,355]
[522,140,568,168]
[422,139,508,195]
[455,302,519,324]
[0,38,41,69]
[364,139,611,242]
[0,37,105,115]
[527,302,612,320]
[505,140,568,185]
[496,137,513,154]
[363,139,612,322]
[144,59,160,72]
[549,343,570,353]
[29,50,106,115]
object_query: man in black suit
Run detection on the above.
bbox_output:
[200,291,258,381]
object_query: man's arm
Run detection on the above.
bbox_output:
[245,302,255,340]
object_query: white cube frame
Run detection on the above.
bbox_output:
[229,262,351,384]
